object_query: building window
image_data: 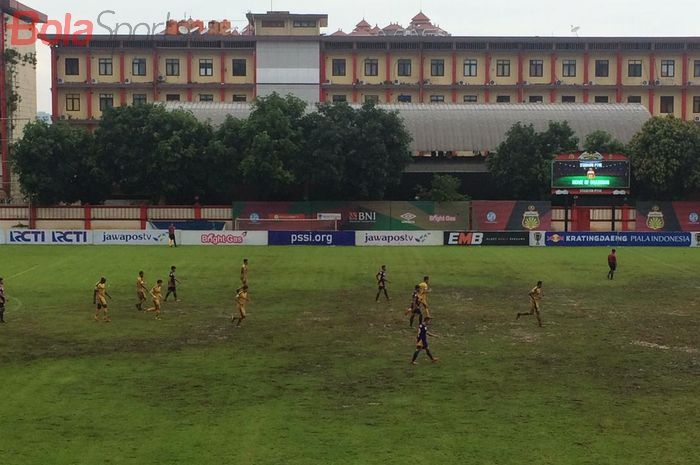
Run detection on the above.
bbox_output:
[397,94,412,103]
[695,60,700,78]
[529,59,543,77]
[628,60,642,77]
[331,59,346,76]
[232,59,247,77]
[132,58,147,76]
[261,20,285,28]
[398,59,412,77]
[98,58,113,76]
[594,96,609,103]
[65,94,80,112]
[65,58,80,75]
[199,94,214,102]
[627,95,642,103]
[660,60,675,78]
[166,94,180,102]
[293,20,316,28]
[199,59,214,77]
[431,59,445,77]
[562,60,577,77]
[332,95,347,103]
[529,95,543,103]
[660,96,674,113]
[595,60,609,78]
[232,94,247,102]
[693,96,700,113]
[430,95,445,103]
[99,93,114,111]
[165,59,180,76]
[463,59,477,77]
[463,95,477,103]
[496,95,511,103]
[364,59,379,76]
[562,95,576,103]
[364,95,379,104]
[496,59,510,77]
[132,94,147,105]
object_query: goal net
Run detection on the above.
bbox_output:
[234,218,339,231]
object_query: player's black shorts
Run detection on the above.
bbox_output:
[169,233,176,240]
[609,263,616,271]
[168,286,176,292]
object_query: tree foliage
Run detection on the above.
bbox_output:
[417,175,468,201]
[12,94,413,204]
[627,116,700,199]
[487,121,578,199]
[583,130,626,154]
[11,121,107,204]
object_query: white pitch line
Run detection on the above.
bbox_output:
[8,265,39,279]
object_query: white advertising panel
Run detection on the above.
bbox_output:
[530,231,547,247]
[691,232,700,248]
[6,229,92,245]
[355,231,443,247]
[93,230,172,245]
[0,229,4,244]
[180,231,268,246]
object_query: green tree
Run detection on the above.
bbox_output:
[627,116,700,199]
[417,174,468,201]
[11,121,107,204]
[238,93,306,199]
[583,130,626,153]
[487,121,580,199]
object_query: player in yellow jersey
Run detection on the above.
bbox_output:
[135,271,147,311]
[93,277,112,322]
[240,259,249,286]
[418,276,431,318]
[146,279,163,320]
[517,281,543,327]
[231,285,249,327]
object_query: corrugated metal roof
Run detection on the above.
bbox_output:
[162,102,650,152]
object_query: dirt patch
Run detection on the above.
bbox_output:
[511,328,540,344]
[632,340,697,353]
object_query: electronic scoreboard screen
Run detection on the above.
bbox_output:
[551,159,630,189]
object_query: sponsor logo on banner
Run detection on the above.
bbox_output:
[646,206,665,230]
[348,211,377,223]
[180,231,268,246]
[689,212,699,225]
[317,213,342,221]
[530,231,546,247]
[486,211,497,223]
[249,213,261,223]
[400,212,417,224]
[8,230,92,244]
[428,215,457,224]
[692,232,700,248]
[545,231,691,247]
[356,231,442,246]
[444,231,529,246]
[95,231,169,245]
[522,205,541,230]
[269,231,356,246]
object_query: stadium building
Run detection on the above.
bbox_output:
[0,0,47,199]
[47,10,700,126]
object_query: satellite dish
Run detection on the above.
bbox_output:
[178,25,190,34]
[570,25,580,36]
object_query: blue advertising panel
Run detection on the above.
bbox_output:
[268,231,356,246]
[545,231,691,247]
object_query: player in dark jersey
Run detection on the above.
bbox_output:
[405,284,423,327]
[168,223,177,248]
[607,249,617,280]
[375,265,390,302]
[164,266,180,302]
[411,317,439,365]
[0,277,6,323]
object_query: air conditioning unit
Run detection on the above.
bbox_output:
[556,80,562,86]
[91,78,98,84]
[124,79,131,84]
[158,75,166,82]
[458,80,465,86]
[642,80,648,86]
[588,81,594,86]
[358,80,366,85]
[655,80,660,85]
[522,80,528,86]
[694,116,700,122]
[423,79,431,85]
[323,79,331,85]
[57,78,64,84]
[393,80,400,85]
[489,80,495,85]
[688,81,693,86]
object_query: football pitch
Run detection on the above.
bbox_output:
[0,245,698,465]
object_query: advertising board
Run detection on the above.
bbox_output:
[268,231,355,246]
[7,229,92,245]
[443,231,530,246]
[93,230,171,245]
[180,231,268,246]
[355,231,443,246]
[545,232,691,247]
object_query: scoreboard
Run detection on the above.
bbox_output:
[552,152,630,195]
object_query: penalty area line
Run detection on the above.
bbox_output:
[8,265,39,279]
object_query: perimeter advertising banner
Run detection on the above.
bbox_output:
[355,231,443,246]
[472,201,551,231]
[0,230,4,244]
[232,202,471,231]
[180,231,268,246]
[545,231,691,247]
[268,231,356,246]
[93,230,172,245]
[636,202,700,232]
[444,231,530,246]
[6,229,92,245]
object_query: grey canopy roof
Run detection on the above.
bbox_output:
[163,102,650,152]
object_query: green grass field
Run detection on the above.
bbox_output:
[0,245,698,465]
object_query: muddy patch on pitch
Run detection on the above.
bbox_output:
[632,340,697,353]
